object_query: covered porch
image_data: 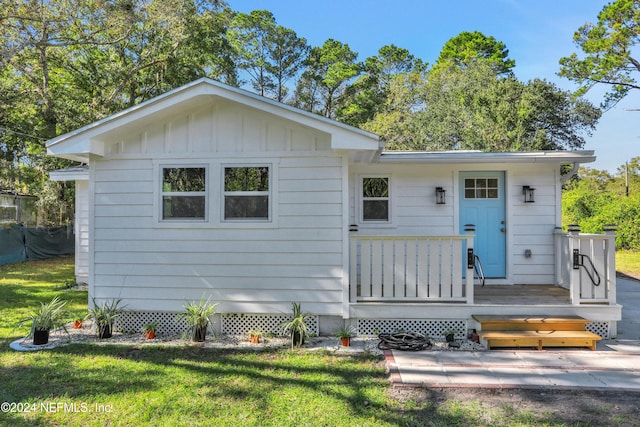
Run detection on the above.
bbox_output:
[348,227,622,337]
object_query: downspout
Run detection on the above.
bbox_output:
[560,162,580,184]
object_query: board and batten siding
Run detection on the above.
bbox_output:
[90,99,345,315]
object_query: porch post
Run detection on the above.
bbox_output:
[603,224,617,305]
[553,226,564,286]
[567,224,581,305]
[464,224,475,304]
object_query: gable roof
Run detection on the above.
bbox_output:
[46,78,382,163]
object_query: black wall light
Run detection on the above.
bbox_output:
[522,185,535,203]
[435,187,446,204]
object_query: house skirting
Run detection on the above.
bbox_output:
[113,308,616,339]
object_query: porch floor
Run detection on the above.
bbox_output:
[474,284,571,305]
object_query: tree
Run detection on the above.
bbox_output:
[337,44,425,127]
[268,25,308,102]
[365,61,601,151]
[559,0,640,109]
[435,31,515,75]
[292,38,360,118]
[227,10,307,101]
[227,10,277,96]
[0,0,232,223]
[360,69,429,149]
[562,163,640,249]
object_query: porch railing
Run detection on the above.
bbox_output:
[349,234,475,304]
[555,225,617,305]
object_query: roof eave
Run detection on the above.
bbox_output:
[378,150,596,164]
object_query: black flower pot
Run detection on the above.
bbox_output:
[192,326,207,342]
[33,329,50,345]
[445,333,455,343]
[98,324,112,339]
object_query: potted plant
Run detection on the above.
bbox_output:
[88,298,124,339]
[177,296,217,342]
[335,325,355,347]
[247,330,263,344]
[444,329,457,342]
[279,302,311,349]
[20,296,69,345]
[72,312,87,329]
[143,321,158,339]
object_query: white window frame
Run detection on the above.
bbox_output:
[360,175,391,224]
[463,177,500,200]
[159,164,209,223]
[221,164,272,222]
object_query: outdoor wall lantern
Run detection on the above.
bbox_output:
[522,185,535,203]
[435,187,446,205]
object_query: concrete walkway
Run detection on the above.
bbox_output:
[388,277,640,390]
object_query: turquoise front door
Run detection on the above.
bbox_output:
[459,171,506,278]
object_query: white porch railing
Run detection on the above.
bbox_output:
[555,225,617,305]
[349,234,475,304]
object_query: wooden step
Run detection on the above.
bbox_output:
[477,330,602,351]
[472,315,590,332]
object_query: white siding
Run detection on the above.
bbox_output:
[350,162,561,285]
[91,100,344,315]
[508,163,558,284]
[75,180,89,283]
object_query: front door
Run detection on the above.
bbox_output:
[459,171,506,278]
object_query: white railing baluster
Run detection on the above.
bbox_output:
[349,235,472,303]
[556,226,617,306]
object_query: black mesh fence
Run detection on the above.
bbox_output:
[0,224,74,266]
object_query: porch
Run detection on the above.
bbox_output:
[348,228,622,337]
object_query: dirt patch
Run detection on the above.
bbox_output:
[390,386,640,426]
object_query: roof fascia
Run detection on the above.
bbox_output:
[378,150,596,164]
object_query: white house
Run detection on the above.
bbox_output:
[47,78,620,340]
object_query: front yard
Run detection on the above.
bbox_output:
[1,256,639,426]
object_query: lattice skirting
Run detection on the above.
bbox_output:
[114,312,319,336]
[586,321,610,339]
[115,312,188,334]
[357,319,468,339]
[222,314,319,336]
[113,312,611,339]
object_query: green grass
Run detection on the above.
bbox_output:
[0,256,85,343]
[616,250,640,279]
[1,257,637,426]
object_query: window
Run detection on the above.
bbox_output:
[464,178,499,199]
[161,167,207,220]
[362,177,389,221]
[224,166,270,220]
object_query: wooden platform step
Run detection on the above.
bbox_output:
[472,315,601,351]
[476,330,602,351]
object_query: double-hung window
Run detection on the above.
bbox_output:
[161,166,207,220]
[362,177,389,222]
[223,166,270,220]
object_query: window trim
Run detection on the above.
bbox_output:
[221,164,272,222]
[359,175,391,224]
[159,164,209,223]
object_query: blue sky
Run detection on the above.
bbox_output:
[227,0,639,173]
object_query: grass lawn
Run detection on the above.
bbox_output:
[1,256,638,426]
[616,249,640,279]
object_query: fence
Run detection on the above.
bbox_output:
[0,224,74,266]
